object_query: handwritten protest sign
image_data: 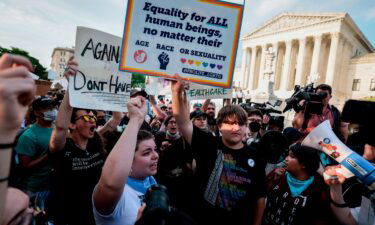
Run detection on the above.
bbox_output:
[187,83,232,100]
[120,0,244,88]
[69,27,132,112]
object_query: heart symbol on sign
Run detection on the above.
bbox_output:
[210,63,216,69]
[181,58,187,63]
[195,61,202,66]
[217,65,223,70]
[203,62,209,67]
[188,60,194,65]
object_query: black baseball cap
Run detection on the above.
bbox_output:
[32,96,55,110]
[130,89,148,98]
[190,110,207,120]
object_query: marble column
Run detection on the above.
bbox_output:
[310,34,323,79]
[257,44,267,90]
[240,48,248,88]
[295,37,306,86]
[248,46,257,90]
[280,40,292,91]
[325,32,340,86]
[271,42,279,81]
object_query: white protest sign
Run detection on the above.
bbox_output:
[187,83,232,100]
[120,0,244,88]
[69,27,132,112]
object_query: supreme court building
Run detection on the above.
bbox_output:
[234,12,375,108]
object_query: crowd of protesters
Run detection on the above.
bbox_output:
[0,54,374,225]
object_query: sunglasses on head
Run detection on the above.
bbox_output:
[76,115,97,123]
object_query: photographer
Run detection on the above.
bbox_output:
[292,84,346,141]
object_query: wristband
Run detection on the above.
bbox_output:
[0,175,9,182]
[0,142,16,150]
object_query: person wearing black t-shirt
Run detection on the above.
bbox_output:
[154,115,195,213]
[48,58,123,225]
[171,76,266,225]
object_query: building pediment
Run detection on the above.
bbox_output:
[243,13,346,39]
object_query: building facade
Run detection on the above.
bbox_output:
[235,12,374,108]
[50,47,74,79]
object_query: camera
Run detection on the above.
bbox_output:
[283,83,327,114]
[144,184,171,213]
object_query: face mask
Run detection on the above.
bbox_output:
[249,121,261,133]
[43,109,57,121]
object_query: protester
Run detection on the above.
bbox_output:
[0,54,36,225]
[149,95,168,123]
[154,115,195,212]
[96,110,107,127]
[15,96,56,212]
[48,57,123,225]
[324,143,375,225]
[190,110,208,131]
[202,100,219,136]
[93,96,159,225]
[245,108,263,145]
[264,144,337,225]
[171,76,266,225]
[192,102,202,112]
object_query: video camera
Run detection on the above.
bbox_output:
[283,83,327,114]
[241,102,282,115]
[144,184,171,213]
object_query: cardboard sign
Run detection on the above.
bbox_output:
[120,0,244,88]
[69,27,132,112]
[187,83,232,100]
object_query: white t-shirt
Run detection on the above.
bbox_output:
[93,184,144,225]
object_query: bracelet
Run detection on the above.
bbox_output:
[0,175,9,182]
[0,142,16,150]
[330,198,348,208]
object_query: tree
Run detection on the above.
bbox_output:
[131,73,146,88]
[0,46,48,80]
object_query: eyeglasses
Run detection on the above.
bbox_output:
[75,115,97,123]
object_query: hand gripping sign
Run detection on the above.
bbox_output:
[69,27,132,112]
[119,0,244,88]
[302,120,375,190]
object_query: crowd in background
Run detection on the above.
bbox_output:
[0,54,374,225]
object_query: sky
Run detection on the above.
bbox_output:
[0,0,374,69]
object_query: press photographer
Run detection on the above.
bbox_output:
[290,84,346,141]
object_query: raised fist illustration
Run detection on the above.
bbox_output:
[158,52,169,70]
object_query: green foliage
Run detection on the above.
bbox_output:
[131,73,146,88]
[0,46,48,80]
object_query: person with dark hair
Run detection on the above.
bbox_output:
[292,83,346,141]
[15,96,56,210]
[48,57,123,225]
[245,108,264,145]
[202,100,219,136]
[171,77,266,225]
[93,96,159,225]
[263,144,337,225]
[154,115,195,213]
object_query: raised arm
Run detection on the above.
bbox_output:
[171,77,193,145]
[93,96,147,215]
[49,58,77,153]
[202,99,211,112]
[149,95,167,121]
[97,111,123,137]
[324,166,357,225]
[0,54,35,224]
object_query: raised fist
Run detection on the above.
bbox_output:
[158,52,169,70]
